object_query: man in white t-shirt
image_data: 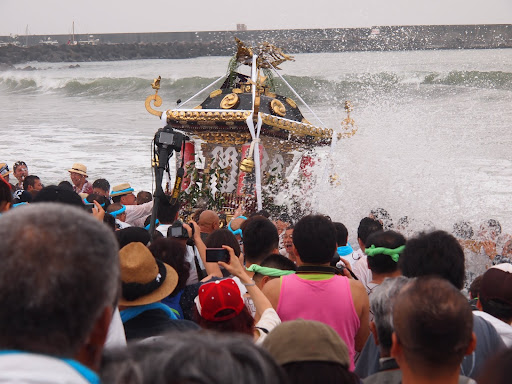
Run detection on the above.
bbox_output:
[351,217,383,293]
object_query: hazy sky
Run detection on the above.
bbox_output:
[1,0,511,36]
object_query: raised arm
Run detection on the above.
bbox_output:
[218,246,273,318]
[186,221,223,278]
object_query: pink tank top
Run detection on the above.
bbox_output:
[277,274,360,370]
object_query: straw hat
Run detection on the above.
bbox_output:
[68,163,88,177]
[119,242,178,307]
[111,183,135,198]
[0,163,12,177]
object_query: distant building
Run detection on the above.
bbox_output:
[237,24,247,31]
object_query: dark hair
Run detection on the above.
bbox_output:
[477,347,512,384]
[370,208,393,229]
[278,213,292,223]
[281,361,359,384]
[111,195,122,204]
[149,238,190,294]
[365,230,405,274]
[250,209,270,218]
[205,229,241,256]
[101,331,287,384]
[469,275,483,299]
[191,208,204,223]
[57,180,74,191]
[399,230,465,289]
[136,191,152,205]
[480,298,512,324]
[0,176,12,206]
[156,197,180,224]
[253,254,297,283]
[393,277,473,371]
[242,217,279,264]
[194,305,254,336]
[0,203,119,356]
[12,161,26,172]
[92,178,110,193]
[115,227,151,248]
[103,212,116,231]
[107,203,123,215]
[293,215,336,264]
[261,253,297,271]
[33,185,84,207]
[333,222,348,247]
[85,193,110,210]
[357,217,383,243]
[23,175,39,190]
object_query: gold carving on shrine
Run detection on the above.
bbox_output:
[286,98,297,108]
[270,99,286,117]
[144,76,163,117]
[209,89,222,98]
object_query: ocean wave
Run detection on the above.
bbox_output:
[422,70,512,90]
[1,70,511,98]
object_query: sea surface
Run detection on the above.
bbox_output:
[0,49,511,237]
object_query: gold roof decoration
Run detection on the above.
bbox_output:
[145,38,357,150]
[235,38,295,70]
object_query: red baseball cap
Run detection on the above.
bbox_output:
[194,278,245,322]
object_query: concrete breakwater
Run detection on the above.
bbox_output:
[1,24,511,66]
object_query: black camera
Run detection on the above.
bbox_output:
[168,220,189,239]
[155,126,185,152]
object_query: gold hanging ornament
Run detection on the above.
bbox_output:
[339,100,358,139]
[144,76,163,117]
[240,157,255,173]
[239,139,260,173]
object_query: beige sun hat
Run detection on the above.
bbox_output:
[68,163,88,177]
[110,183,135,198]
[119,242,179,307]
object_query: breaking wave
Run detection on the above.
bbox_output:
[0,70,511,98]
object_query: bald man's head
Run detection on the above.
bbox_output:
[392,277,474,376]
[198,210,220,234]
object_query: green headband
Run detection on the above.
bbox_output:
[246,264,296,277]
[365,244,405,263]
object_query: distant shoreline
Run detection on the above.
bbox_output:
[1,24,511,67]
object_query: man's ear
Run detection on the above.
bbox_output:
[476,299,483,311]
[465,332,477,356]
[370,321,379,346]
[75,306,113,372]
[0,201,11,213]
[260,275,271,288]
[390,332,402,361]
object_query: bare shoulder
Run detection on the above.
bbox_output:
[261,277,282,310]
[262,277,281,295]
[348,277,366,294]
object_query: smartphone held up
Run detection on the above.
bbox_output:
[206,248,230,263]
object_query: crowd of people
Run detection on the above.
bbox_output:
[0,159,511,384]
